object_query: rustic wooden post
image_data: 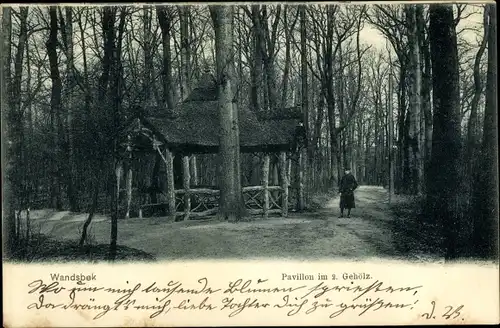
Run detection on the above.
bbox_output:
[165,148,176,221]
[287,152,292,185]
[183,155,191,220]
[190,156,198,186]
[262,153,270,218]
[279,151,289,217]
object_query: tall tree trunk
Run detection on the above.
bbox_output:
[374,93,380,184]
[406,5,423,195]
[1,7,17,256]
[325,4,348,189]
[474,5,498,258]
[97,8,114,107]
[143,6,153,108]
[428,4,463,260]
[103,6,119,261]
[337,41,346,171]
[356,117,363,183]
[312,89,325,161]
[298,4,308,209]
[2,7,11,91]
[255,6,269,111]
[14,10,29,228]
[47,7,64,210]
[237,7,244,110]
[281,6,292,108]
[250,5,263,112]
[11,7,28,232]
[388,60,395,202]
[466,7,488,203]
[25,21,33,211]
[417,5,433,192]
[261,5,281,111]
[178,5,198,185]
[157,6,175,111]
[76,7,102,248]
[179,5,191,101]
[281,6,297,109]
[64,7,79,212]
[210,5,242,221]
[396,64,407,194]
[77,9,92,113]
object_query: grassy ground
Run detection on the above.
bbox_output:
[10,186,446,263]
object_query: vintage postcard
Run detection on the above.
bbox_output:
[2,1,499,327]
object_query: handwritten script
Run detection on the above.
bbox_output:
[24,276,465,322]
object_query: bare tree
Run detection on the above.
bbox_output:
[465,6,488,189]
[473,4,498,258]
[248,5,263,112]
[143,6,154,108]
[415,5,433,186]
[406,5,423,195]
[179,5,191,101]
[99,6,119,260]
[157,6,175,111]
[427,4,463,260]
[46,7,64,210]
[281,5,298,108]
[298,4,307,210]
[210,5,243,221]
[2,7,17,256]
[60,7,79,211]
[387,47,396,202]
[368,5,410,194]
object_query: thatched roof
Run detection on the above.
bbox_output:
[125,73,304,154]
[184,72,218,102]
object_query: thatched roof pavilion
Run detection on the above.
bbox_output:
[119,73,306,221]
[123,73,305,155]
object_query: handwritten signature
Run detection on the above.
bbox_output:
[421,301,465,321]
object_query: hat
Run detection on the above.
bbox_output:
[345,167,351,171]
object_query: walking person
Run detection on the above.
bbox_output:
[339,168,358,218]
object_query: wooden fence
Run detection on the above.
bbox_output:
[137,152,292,221]
[139,185,290,220]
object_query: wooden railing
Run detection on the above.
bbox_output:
[139,184,288,220]
[138,151,291,221]
[174,188,219,219]
[242,186,283,216]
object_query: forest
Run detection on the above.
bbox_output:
[1,3,498,262]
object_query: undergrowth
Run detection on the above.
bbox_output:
[390,195,445,258]
[6,233,156,263]
[307,190,337,212]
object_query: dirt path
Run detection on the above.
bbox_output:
[29,185,439,261]
[315,185,398,257]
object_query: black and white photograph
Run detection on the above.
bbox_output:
[2,2,498,264]
[2,2,499,326]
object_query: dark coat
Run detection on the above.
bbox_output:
[339,173,358,209]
